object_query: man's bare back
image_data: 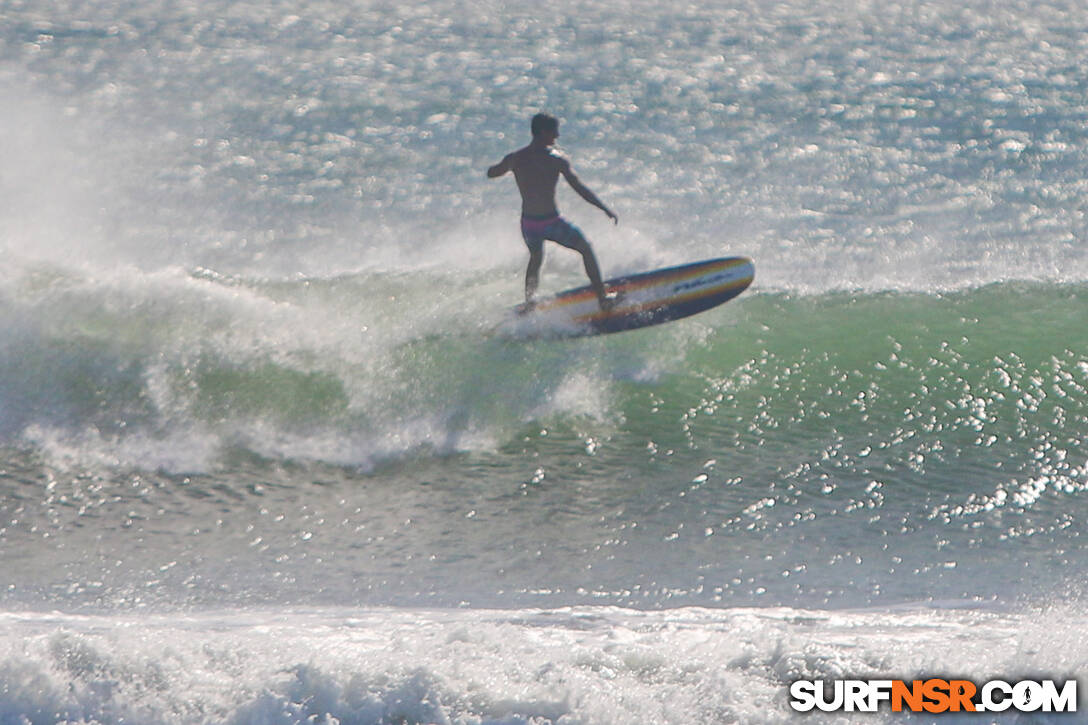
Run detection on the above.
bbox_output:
[487,113,620,310]
[487,133,617,222]
[506,145,565,217]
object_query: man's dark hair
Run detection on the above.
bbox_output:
[531,113,559,137]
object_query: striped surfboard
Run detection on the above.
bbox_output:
[509,256,754,337]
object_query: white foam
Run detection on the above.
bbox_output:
[0,604,1082,724]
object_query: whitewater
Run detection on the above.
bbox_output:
[0,0,1086,722]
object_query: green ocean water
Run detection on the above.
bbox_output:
[1,274,1084,611]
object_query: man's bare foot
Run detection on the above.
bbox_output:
[599,290,625,311]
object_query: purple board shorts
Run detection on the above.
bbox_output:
[520,213,584,255]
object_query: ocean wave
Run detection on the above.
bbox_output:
[1,260,1085,477]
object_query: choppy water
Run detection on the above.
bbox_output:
[1,0,1086,722]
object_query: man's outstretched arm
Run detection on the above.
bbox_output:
[487,154,513,178]
[561,163,618,224]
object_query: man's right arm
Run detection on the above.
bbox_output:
[487,153,514,178]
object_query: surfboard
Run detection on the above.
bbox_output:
[504,256,754,338]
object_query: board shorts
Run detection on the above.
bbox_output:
[520,213,584,255]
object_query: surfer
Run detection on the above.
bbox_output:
[487,113,620,312]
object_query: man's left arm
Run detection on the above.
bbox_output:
[562,162,618,224]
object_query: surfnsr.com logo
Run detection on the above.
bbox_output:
[789,679,1078,714]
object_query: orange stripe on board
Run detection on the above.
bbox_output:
[572,275,752,324]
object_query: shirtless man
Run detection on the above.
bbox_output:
[487,113,620,311]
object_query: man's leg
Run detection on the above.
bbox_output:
[568,234,613,307]
[551,220,618,310]
[525,245,544,305]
